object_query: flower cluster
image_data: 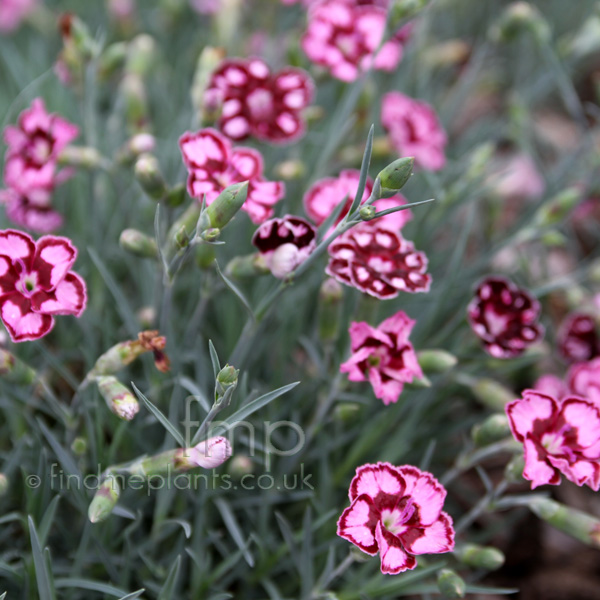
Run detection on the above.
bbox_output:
[301,0,411,82]
[337,462,455,574]
[0,229,87,342]
[468,276,543,358]
[179,127,285,223]
[1,98,79,232]
[381,92,447,172]
[506,390,600,490]
[340,310,422,405]
[327,223,431,299]
[204,58,313,143]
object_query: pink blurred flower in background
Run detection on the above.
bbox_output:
[252,215,317,278]
[301,0,410,82]
[340,310,422,404]
[1,98,79,232]
[487,153,545,201]
[190,0,220,13]
[0,0,37,32]
[557,313,599,364]
[303,169,412,232]
[381,92,447,172]
[568,358,600,408]
[467,276,543,358]
[204,58,313,143]
[179,128,285,224]
[337,462,454,574]
[0,229,87,342]
[326,223,431,299]
[506,390,600,490]
[534,374,569,401]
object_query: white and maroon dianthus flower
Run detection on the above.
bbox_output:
[467,276,543,359]
[557,313,599,364]
[337,462,454,574]
[326,223,430,299]
[340,310,422,405]
[252,215,317,278]
[179,128,285,224]
[204,58,313,144]
[303,169,412,232]
[506,390,600,490]
[0,229,86,342]
[0,188,63,234]
[381,92,446,172]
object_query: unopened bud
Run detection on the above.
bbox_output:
[166,202,202,257]
[437,569,466,599]
[504,453,525,483]
[201,227,221,242]
[540,230,567,247]
[225,253,269,278]
[528,497,600,549]
[417,349,458,374]
[274,160,305,180]
[88,475,120,523]
[0,349,36,385]
[407,374,432,389]
[318,278,343,342]
[465,143,494,182]
[166,182,186,207]
[334,402,361,422]
[492,2,550,44]
[533,187,582,228]
[126,34,157,77]
[216,364,239,402]
[472,414,511,446]
[96,376,140,421]
[359,205,377,221]
[174,226,189,250]
[228,455,254,478]
[135,154,168,200]
[0,473,8,496]
[58,146,103,169]
[471,378,516,411]
[120,73,149,133]
[204,181,248,230]
[456,544,505,571]
[196,243,216,269]
[423,39,470,68]
[120,229,158,259]
[377,157,414,194]
[71,437,88,456]
[98,41,128,79]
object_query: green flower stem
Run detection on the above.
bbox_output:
[454,479,509,534]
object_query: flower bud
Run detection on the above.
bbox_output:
[174,226,189,250]
[134,154,168,200]
[471,414,511,446]
[88,475,120,523]
[196,243,216,269]
[96,376,140,421]
[491,2,550,44]
[71,437,88,456]
[274,160,306,180]
[58,146,103,169]
[120,229,159,259]
[0,349,36,385]
[216,365,239,403]
[334,402,361,422]
[417,349,458,374]
[225,253,269,278]
[359,205,377,221]
[407,374,432,388]
[377,157,414,194]
[117,133,157,165]
[455,543,505,571]
[167,202,202,257]
[504,453,525,483]
[471,378,516,411]
[204,181,248,230]
[120,73,149,134]
[192,46,226,115]
[98,41,128,79]
[533,187,582,228]
[126,34,157,77]
[201,227,221,243]
[228,455,254,478]
[437,569,466,599]
[0,473,8,497]
[528,497,600,549]
[318,278,343,343]
[166,183,186,207]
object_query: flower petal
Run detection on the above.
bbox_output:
[397,467,446,526]
[522,437,560,489]
[0,293,54,342]
[506,390,557,442]
[375,520,416,574]
[336,493,379,555]
[349,462,404,502]
[32,235,77,290]
[0,229,35,265]
[401,512,455,555]
[31,272,87,316]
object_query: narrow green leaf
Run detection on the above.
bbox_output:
[215,261,255,322]
[117,591,146,600]
[131,382,185,447]
[0,592,7,599]
[211,382,299,436]
[157,555,181,600]
[177,376,211,413]
[318,193,349,240]
[372,197,435,220]
[161,518,192,539]
[38,496,60,546]
[154,203,169,274]
[274,512,300,569]
[300,507,314,599]
[54,578,132,596]
[347,124,374,217]
[208,340,221,378]
[28,516,55,600]
[0,512,22,526]
[214,498,254,567]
